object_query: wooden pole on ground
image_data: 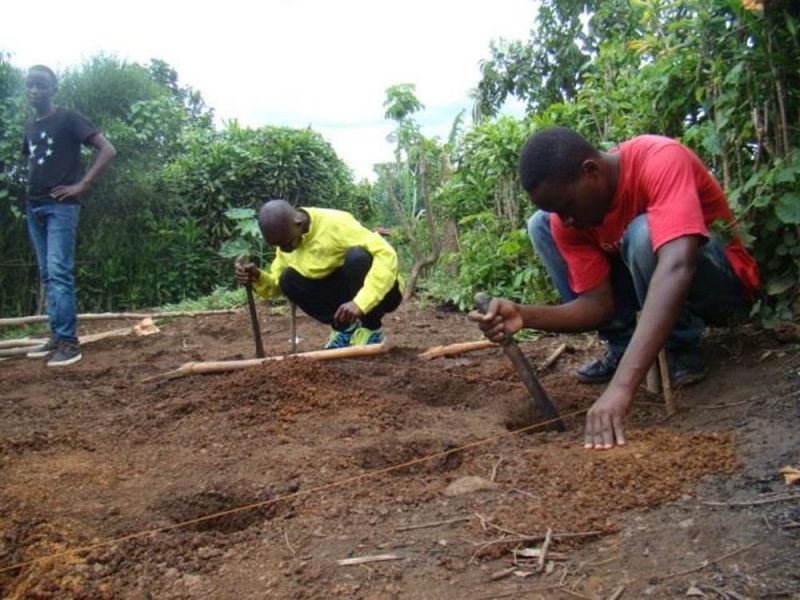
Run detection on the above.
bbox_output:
[0,309,236,328]
[142,343,389,383]
[417,339,498,360]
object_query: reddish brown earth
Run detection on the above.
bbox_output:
[0,301,798,599]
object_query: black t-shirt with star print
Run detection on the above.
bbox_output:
[22,107,100,205]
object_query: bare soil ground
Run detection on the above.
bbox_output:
[0,301,798,600]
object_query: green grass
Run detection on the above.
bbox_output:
[158,286,247,312]
[1,323,49,341]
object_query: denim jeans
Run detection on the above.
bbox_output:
[26,202,81,345]
[528,211,745,356]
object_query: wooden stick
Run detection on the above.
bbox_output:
[538,343,568,372]
[395,517,472,532]
[700,493,800,507]
[0,309,236,328]
[142,343,389,382]
[0,326,144,357]
[290,302,298,354]
[654,540,762,582]
[0,338,47,349]
[645,361,661,393]
[657,348,675,415]
[538,528,553,571]
[417,339,498,360]
[607,585,626,600]
[337,554,402,566]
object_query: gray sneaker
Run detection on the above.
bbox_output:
[47,342,83,367]
[27,337,59,358]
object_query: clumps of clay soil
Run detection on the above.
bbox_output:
[467,429,737,556]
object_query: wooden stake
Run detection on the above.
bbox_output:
[142,343,389,382]
[290,302,298,354]
[417,339,498,360]
[657,348,675,415]
[645,361,661,393]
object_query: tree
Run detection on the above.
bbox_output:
[381,84,447,300]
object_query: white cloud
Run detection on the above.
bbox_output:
[3,0,536,180]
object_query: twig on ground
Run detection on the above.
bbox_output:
[490,458,504,483]
[489,567,517,581]
[282,528,296,557]
[337,554,403,566]
[654,540,763,582]
[582,555,621,567]
[538,528,552,571]
[700,493,800,507]
[558,586,595,600]
[510,488,540,500]
[700,399,754,409]
[395,517,472,532]
[538,343,568,372]
[607,585,625,600]
[469,531,603,563]
[474,513,530,538]
[782,522,800,530]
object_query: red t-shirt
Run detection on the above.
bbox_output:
[551,135,760,296]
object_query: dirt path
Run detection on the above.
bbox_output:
[1,302,798,599]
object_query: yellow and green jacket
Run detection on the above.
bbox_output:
[252,207,400,314]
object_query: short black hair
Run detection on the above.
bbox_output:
[518,127,598,193]
[27,64,58,87]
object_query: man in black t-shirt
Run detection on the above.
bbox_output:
[23,65,116,367]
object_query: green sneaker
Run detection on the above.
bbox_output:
[324,326,356,349]
[350,326,386,346]
[27,337,59,358]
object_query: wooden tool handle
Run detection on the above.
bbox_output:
[245,283,266,359]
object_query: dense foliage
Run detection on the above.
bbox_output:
[0,55,356,314]
[457,0,800,323]
[2,0,799,326]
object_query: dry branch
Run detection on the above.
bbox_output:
[654,540,763,582]
[418,340,498,360]
[0,338,46,349]
[0,308,235,328]
[607,585,626,600]
[337,554,402,566]
[395,517,472,532]
[700,493,800,507]
[142,343,389,382]
[538,343,568,372]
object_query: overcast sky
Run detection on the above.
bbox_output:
[3,0,536,180]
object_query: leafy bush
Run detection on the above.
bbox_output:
[425,212,557,310]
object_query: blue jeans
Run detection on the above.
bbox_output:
[26,202,81,345]
[528,211,746,356]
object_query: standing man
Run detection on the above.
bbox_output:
[471,127,759,449]
[23,65,116,367]
[235,199,403,348]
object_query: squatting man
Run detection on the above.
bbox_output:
[471,127,759,450]
[235,199,403,348]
